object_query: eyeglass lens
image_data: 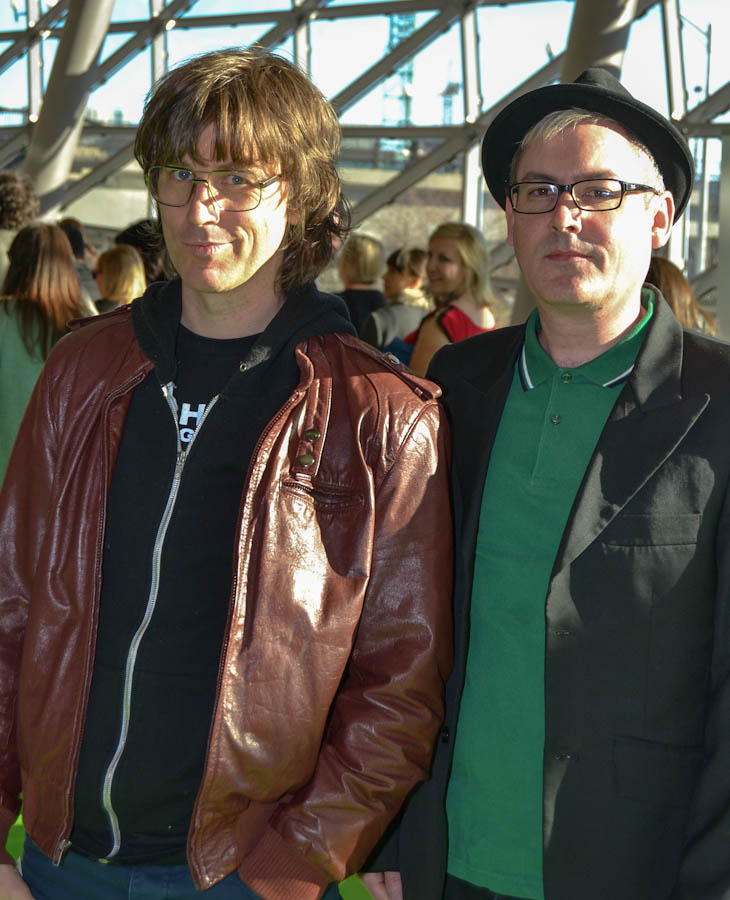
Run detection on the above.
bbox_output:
[510,179,626,213]
[147,167,263,211]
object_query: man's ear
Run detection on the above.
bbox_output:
[505,195,515,247]
[651,190,675,250]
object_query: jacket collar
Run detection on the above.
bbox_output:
[129,278,355,390]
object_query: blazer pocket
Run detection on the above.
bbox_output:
[602,513,701,547]
[613,734,702,807]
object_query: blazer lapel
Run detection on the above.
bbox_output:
[437,327,525,554]
[553,300,710,575]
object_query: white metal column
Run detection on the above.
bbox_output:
[293,0,312,77]
[460,6,482,227]
[24,0,116,214]
[715,128,730,340]
[150,0,168,87]
[661,0,688,266]
[26,0,43,122]
[561,0,640,80]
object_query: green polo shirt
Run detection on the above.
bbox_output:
[445,297,653,899]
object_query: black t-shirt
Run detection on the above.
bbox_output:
[71,324,305,864]
[174,325,258,443]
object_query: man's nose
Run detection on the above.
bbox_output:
[550,188,581,229]
[188,179,219,221]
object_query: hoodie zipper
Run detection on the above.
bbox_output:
[100,381,218,859]
[186,387,304,874]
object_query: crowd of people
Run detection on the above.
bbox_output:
[0,46,725,900]
[0,165,712,492]
[0,170,169,484]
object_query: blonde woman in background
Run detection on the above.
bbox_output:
[408,222,497,375]
[94,244,147,313]
[337,232,386,335]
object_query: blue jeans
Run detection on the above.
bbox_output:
[21,838,342,899]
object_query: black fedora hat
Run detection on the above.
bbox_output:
[481,67,693,221]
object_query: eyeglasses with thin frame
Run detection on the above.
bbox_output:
[508,179,661,214]
[145,166,281,212]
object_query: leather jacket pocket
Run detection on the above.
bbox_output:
[280,479,364,513]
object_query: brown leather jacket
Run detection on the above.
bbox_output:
[0,307,452,900]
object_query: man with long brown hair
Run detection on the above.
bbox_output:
[0,49,452,900]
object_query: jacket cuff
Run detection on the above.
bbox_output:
[238,823,331,900]
[0,807,17,866]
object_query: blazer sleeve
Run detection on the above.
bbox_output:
[672,477,730,899]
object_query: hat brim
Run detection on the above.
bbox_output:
[481,80,693,222]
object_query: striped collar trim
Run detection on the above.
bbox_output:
[519,345,634,391]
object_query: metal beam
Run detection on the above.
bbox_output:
[26,0,43,123]
[0,0,69,79]
[0,130,32,168]
[292,0,313,76]
[690,263,717,300]
[714,129,730,339]
[149,0,168,87]
[348,0,660,227]
[94,0,198,88]
[57,142,137,211]
[17,0,567,37]
[331,9,455,114]
[661,0,687,119]
[254,0,331,50]
[5,0,197,173]
[25,0,117,213]
[460,6,482,225]
[350,54,563,227]
[681,79,730,124]
[342,125,462,139]
[561,0,640,82]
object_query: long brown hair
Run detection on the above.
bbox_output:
[1,223,83,359]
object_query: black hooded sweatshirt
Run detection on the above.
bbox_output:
[70,279,355,864]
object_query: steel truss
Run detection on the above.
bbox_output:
[0,0,727,325]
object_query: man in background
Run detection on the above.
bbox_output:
[0,171,39,285]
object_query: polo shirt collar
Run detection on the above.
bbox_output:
[519,291,654,391]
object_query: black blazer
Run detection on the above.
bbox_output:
[375,295,730,900]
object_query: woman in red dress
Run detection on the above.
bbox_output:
[408,222,497,376]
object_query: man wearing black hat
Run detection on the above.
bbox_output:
[363,69,730,900]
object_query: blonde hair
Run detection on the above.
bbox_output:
[511,109,664,191]
[339,233,385,284]
[429,222,494,308]
[96,244,147,304]
[135,47,348,293]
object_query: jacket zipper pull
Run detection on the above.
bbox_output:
[53,838,72,866]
